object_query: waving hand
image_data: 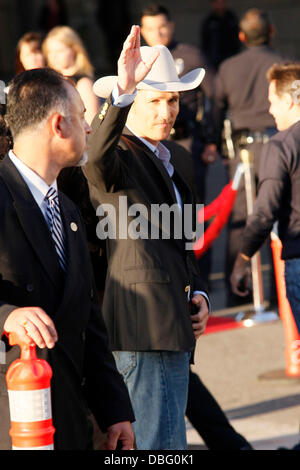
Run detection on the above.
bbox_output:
[117,25,160,95]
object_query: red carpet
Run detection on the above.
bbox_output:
[205,315,245,334]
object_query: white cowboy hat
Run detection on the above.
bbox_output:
[93,45,205,98]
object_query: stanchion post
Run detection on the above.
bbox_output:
[235,149,278,325]
[240,149,264,311]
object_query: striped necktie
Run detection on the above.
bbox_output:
[44,187,67,271]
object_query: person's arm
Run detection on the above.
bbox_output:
[240,141,288,258]
[200,16,210,61]
[211,66,228,148]
[187,252,211,337]
[189,47,218,163]
[230,253,251,296]
[197,49,215,100]
[76,76,100,125]
[85,25,159,187]
[70,204,134,449]
[231,141,288,295]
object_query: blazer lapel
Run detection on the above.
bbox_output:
[121,131,196,250]
[122,129,178,205]
[172,167,194,206]
[58,195,86,301]
[0,157,63,289]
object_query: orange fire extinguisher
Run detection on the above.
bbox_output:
[6,333,55,450]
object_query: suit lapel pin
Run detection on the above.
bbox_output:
[70,222,78,232]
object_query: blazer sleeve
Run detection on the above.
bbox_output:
[0,194,21,339]
[0,303,19,342]
[241,140,289,258]
[84,95,132,190]
[83,277,135,431]
[76,205,134,430]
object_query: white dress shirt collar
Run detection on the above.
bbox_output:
[126,125,174,177]
[8,150,57,211]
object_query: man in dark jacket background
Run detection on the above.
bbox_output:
[212,8,284,305]
[231,62,300,334]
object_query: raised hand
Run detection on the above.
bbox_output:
[117,25,160,95]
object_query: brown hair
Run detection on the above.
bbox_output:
[15,32,44,75]
[140,4,171,22]
[6,68,71,139]
[267,63,300,97]
[0,106,13,158]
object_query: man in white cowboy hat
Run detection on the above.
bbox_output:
[140,3,217,204]
[84,25,210,450]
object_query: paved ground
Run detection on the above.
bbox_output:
[187,316,300,450]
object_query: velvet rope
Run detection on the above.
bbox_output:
[193,182,238,259]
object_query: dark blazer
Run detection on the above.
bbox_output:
[241,120,300,261]
[84,96,207,352]
[0,156,134,450]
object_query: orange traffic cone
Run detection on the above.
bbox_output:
[6,333,55,449]
[271,233,300,377]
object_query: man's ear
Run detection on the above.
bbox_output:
[49,113,68,138]
[283,92,294,109]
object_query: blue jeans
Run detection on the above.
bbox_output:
[285,258,300,334]
[112,351,190,450]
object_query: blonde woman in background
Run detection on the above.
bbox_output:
[43,26,99,124]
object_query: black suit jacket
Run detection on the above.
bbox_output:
[84,97,207,352]
[0,156,134,450]
[241,120,300,261]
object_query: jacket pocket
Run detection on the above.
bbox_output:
[112,351,137,379]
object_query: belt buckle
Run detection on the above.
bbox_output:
[262,133,269,144]
[238,133,250,147]
[246,131,269,145]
